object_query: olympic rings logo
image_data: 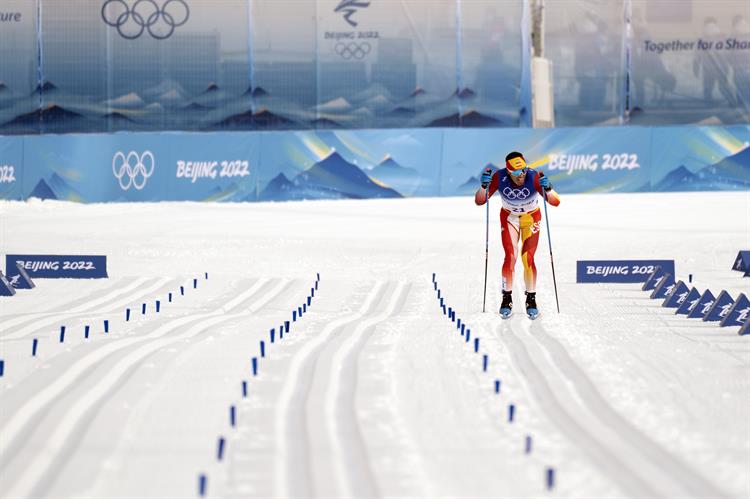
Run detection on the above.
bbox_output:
[102,0,189,40]
[112,151,155,190]
[502,187,531,200]
[334,42,371,60]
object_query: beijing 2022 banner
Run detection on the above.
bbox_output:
[0,124,747,202]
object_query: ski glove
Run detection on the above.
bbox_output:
[481,169,493,188]
[539,172,552,191]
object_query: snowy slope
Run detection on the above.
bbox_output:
[0,191,748,499]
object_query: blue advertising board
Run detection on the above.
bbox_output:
[6,255,108,279]
[576,260,675,283]
[0,125,748,203]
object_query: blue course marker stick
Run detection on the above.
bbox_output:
[546,468,555,490]
[0,359,4,377]
[508,404,515,422]
[193,278,197,289]
[457,319,462,330]
[689,274,693,283]
[85,325,90,339]
[495,379,501,393]
[461,324,465,335]
[442,305,447,315]
[270,328,275,343]
[260,341,265,358]
[440,298,444,307]
[293,310,297,322]
[142,303,146,315]
[483,354,488,372]
[205,272,209,280]
[217,437,225,460]
[474,337,479,353]
[285,321,290,333]
[432,272,436,282]
[230,405,236,427]
[252,357,258,376]
[198,474,207,496]
[437,289,441,299]
[280,325,284,340]
[168,292,173,303]
[156,300,161,313]
[311,287,315,298]
[317,272,320,281]
[465,330,471,343]
[298,306,302,317]
[434,282,437,290]
[307,296,311,306]
[303,303,307,313]
[104,320,109,333]
[126,308,131,321]
[180,286,185,296]
[32,338,38,356]
[242,380,248,397]
[448,307,453,319]
[525,435,533,454]
[59,326,65,343]
[315,281,318,291]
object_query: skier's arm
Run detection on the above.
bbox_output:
[475,172,499,205]
[535,171,561,206]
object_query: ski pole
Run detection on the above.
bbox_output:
[482,170,491,313]
[541,187,560,313]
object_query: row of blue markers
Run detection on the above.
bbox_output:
[197,273,320,497]
[0,274,209,379]
[432,272,556,491]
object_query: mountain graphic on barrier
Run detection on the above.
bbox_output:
[456,176,481,195]
[5,104,84,131]
[29,173,83,201]
[456,163,500,195]
[428,109,504,128]
[29,178,57,200]
[368,155,421,195]
[259,152,402,201]
[218,107,297,129]
[651,146,750,191]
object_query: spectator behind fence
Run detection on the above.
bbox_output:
[729,15,750,110]
[630,8,677,110]
[693,17,735,107]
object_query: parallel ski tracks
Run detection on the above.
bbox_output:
[275,280,410,499]
[497,318,729,499]
[0,277,295,499]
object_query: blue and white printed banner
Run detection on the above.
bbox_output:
[6,255,108,279]
[577,260,676,283]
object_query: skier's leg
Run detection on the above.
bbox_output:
[500,209,520,292]
[519,210,542,292]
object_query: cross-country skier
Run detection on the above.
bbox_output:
[475,152,561,318]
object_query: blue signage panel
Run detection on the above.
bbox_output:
[703,291,735,322]
[688,290,716,319]
[662,280,689,308]
[650,273,675,299]
[733,251,750,272]
[675,287,701,315]
[720,294,750,328]
[576,260,675,283]
[6,255,108,279]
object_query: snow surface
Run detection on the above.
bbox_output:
[0,191,748,499]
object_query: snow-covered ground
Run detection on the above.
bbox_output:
[0,191,748,499]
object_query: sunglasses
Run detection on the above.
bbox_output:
[508,168,527,177]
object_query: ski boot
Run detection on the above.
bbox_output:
[499,290,513,319]
[525,291,540,320]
